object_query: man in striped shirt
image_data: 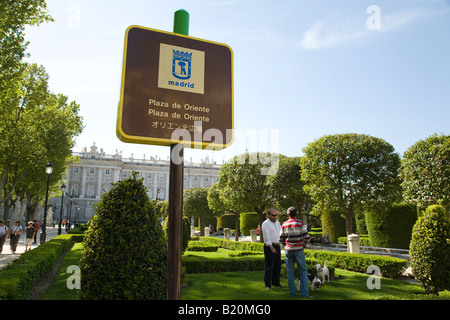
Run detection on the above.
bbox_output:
[279,206,311,297]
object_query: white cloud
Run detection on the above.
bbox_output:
[300,21,366,50]
[300,6,448,50]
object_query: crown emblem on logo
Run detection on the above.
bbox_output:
[172,50,192,80]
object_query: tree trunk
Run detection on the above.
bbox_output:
[234,213,240,241]
[344,210,354,236]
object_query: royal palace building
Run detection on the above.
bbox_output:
[49,143,221,223]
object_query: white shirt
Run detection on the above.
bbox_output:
[261,218,281,246]
[0,226,7,237]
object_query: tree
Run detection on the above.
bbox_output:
[400,134,450,211]
[271,155,312,220]
[215,152,279,242]
[183,187,216,236]
[0,64,83,219]
[301,133,402,235]
[0,0,53,107]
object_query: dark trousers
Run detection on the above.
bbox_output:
[264,244,281,288]
[0,236,5,253]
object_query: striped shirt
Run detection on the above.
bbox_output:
[279,219,311,251]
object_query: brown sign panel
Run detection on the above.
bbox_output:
[117,26,234,149]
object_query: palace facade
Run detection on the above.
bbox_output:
[49,143,221,223]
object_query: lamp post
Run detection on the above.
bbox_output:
[58,184,66,235]
[40,161,53,244]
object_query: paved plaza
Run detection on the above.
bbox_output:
[0,227,60,269]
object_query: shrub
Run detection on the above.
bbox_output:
[201,236,265,252]
[304,249,407,278]
[163,215,191,254]
[80,173,167,300]
[187,242,219,252]
[0,234,74,300]
[183,255,266,274]
[321,210,346,243]
[410,205,450,294]
[338,236,371,247]
[366,203,417,249]
[240,212,259,236]
[216,214,236,229]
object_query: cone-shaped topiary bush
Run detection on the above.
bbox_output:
[163,215,191,254]
[80,172,167,299]
[410,205,450,294]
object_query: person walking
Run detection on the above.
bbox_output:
[25,222,36,252]
[279,206,311,298]
[9,220,23,254]
[33,220,39,244]
[0,220,8,254]
[261,208,282,290]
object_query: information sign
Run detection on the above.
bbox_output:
[117,26,233,149]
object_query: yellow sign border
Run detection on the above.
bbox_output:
[116,25,234,150]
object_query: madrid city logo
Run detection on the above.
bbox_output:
[172,50,192,80]
[158,43,205,95]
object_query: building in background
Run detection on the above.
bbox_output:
[50,143,221,223]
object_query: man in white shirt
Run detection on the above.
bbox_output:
[261,208,282,290]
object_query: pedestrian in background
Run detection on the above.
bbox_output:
[261,208,282,290]
[0,220,8,254]
[25,221,36,252]
[33,220,39,244]
[9,220,23,254]
[279,206,311,298]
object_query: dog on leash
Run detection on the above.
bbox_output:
[316,261,330,284]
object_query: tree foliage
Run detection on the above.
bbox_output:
[1,1,83,219]
[301,133,402,235]
[183,187,216,236]
[80,173,167,300]
[0,63,83,218]
[400,134,450,211]
[410,205,450,294]
[0,0,53,104]
[271,155,311,218]
[214,152,279,242]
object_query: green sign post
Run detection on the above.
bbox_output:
[167,9,189,301]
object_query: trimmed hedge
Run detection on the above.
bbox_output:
[321,210,346,243]
[187,242,220,252]
[200,236,264,252]
[240,212,259,236]
[183,254,266,274]
[228,251,264,257]
[304,249,407,278]
[192,237,406,278]
[338,236,371,247]
[281,258,336,280]
[80,174,167,300]
[0,234,79,300]
[216,214,236,229]
[366,203,417,249]
[410,205,450,294]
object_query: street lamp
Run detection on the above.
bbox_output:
[58,184,66,235]
[40,161,53,244]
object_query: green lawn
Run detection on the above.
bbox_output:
[41,242,83,300]
[41,243,449,300]
[181,269,427,300]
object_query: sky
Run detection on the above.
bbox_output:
[24,0,450,164]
